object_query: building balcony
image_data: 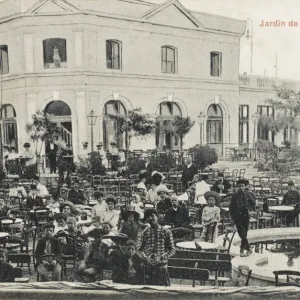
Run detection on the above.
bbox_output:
[239,74,300,91]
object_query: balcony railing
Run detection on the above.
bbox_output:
[239,75,300,91]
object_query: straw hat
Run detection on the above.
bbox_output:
[60,201,76,214]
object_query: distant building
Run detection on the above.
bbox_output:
[0,0,297,165]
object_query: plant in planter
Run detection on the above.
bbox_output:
[189,145,218,171]
[255,140,279,171]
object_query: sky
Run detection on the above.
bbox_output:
[147,0,300,80]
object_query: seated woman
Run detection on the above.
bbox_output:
[91,191,106,225]
[110,239,144,285]
[199,191,221,243]
[103,196,120,233]
[59,201,77,217]
[77,228,109,282]
[0,198,10,217]
[130,194,144,219]
[35,223,62,282]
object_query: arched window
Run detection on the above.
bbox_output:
[206,104,223,144]
[45,100,72,147]
[103,100,127,149]
[1,104,18,150]
[155,101,182,150]
[43,38,67,69]
[106,40,122,70]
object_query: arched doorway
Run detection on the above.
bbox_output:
[102,100,127,150]
[45,100,72,147]
[155,101,182,150]
[1,104,18,149]
[206,104,223,155]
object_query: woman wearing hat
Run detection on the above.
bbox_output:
[137,171,147,195]
[103,196,120,233]
[22,142,36,176]
[91,191,107,225]
[59,201,76,216]
[199,191,221,243]
[120,207,143,241]
[156,185,172,213]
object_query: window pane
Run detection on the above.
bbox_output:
[243,105,248,118]
[43,39,67,69]
[106,41,112,68]
[167,47,175,62]
[0,45,9,74]
[162,47,167,61]
[210,52,221,77]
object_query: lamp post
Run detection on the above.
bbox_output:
[197,112,205,146]
[251,112,260,160]
[87,110,97,152]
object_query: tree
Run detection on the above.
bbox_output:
[108,108,155,167]
[189,145,218,171]
[259,84,300,146]
[26,110,62,174]
[161,116,195,151]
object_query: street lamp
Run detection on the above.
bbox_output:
[87,110,97,152]
[251,112,260,160]
[197,112,205,146]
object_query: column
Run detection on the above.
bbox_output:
[23,33,35,73]
[75,90,87,158]
[73,30,83,68]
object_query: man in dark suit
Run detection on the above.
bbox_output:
[46,141,58,174]
[35,223,62,281]
[26,185,45,209]
[68,180,85,205]
[181,156,198,190]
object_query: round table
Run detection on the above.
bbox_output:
[269,206,294,212]
[221,207,229,212]
[176,241,218,250]
[1,218,22,225]
[145,204,155,209]
[77,218,92,225]
[30,209,48,213]
[0,232,9,239]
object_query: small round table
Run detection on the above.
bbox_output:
[269,205,294,226]
[1,218,22,225]
[0,232,9,239]
[176,241,218,250]
[77,218,92,225]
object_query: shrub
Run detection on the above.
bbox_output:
[128,159,146,175]
[189,145,218,171]
[88,152,106,175]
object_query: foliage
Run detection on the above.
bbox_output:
[161,116,195,150]
[127,159,146,175]
[150,153,176,172]
[189,145,218,171]
[87,152,106,175]
[255,140,279,170]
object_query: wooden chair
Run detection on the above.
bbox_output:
[273,270,300,286]
[217,227,236,253]
[9,253,32,274]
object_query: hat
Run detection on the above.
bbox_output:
[144,208,158,221]
[31,184,37,190]
[43,223,55,230]
[94,191,105,198]
[170,195,179,202]
[236,179,248,186]
[102,233,128,245]
[23,142,31,148]
[110,140,117,145]
[60,201,76,214]
[87,228,104,239]
[204,191,221,205]
[106,195,117,205]
[288,180,295,186]
[123,208,140,220]
[54,213,67,221]
[156,185,169,195]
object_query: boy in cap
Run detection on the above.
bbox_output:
[136,208,175,286]
[0,249,14,282]
[35,223,62,281]
[229,179,256,257]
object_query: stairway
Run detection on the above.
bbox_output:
[60,124,72,147]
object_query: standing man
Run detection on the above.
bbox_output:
[181,156,198,190]
[46,141,58,174]
[136,209,175,286]
[229,179,256,257]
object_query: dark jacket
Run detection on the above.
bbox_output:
[68,189,85,205]
[164,206,190,227]
[26,196,44,210]
[156,198,172,213]
[46,142,58,160]
[211,179,231,193]
[0,262,14,282]
[0,206,10,217]
[120,221,141,241]
[110,250,144,285]
[181,164,198,185]
[229,190,256,222]
[282,190,300,206]
[35,237,62,265]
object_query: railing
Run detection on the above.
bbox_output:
[61,124,72,147]
[239,75,300,91]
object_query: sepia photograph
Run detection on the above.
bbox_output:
[0,0,300,299]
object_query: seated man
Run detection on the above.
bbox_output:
[32,175,49,199]
[110,239,144,285]
[282,181,300,225]
[77,228,109,282]
[9,180,27,199]
[0,249,14,282]
[26,185,44,209]
[35,223,62,282]
[211,173,231,193]
[68,180,85,205]
[164,195,190,228]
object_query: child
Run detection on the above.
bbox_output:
[130,194,144,219]
[0,249,14,282]
[110,239,144,285]
[200,191,221,243]
[35,223,62,282]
